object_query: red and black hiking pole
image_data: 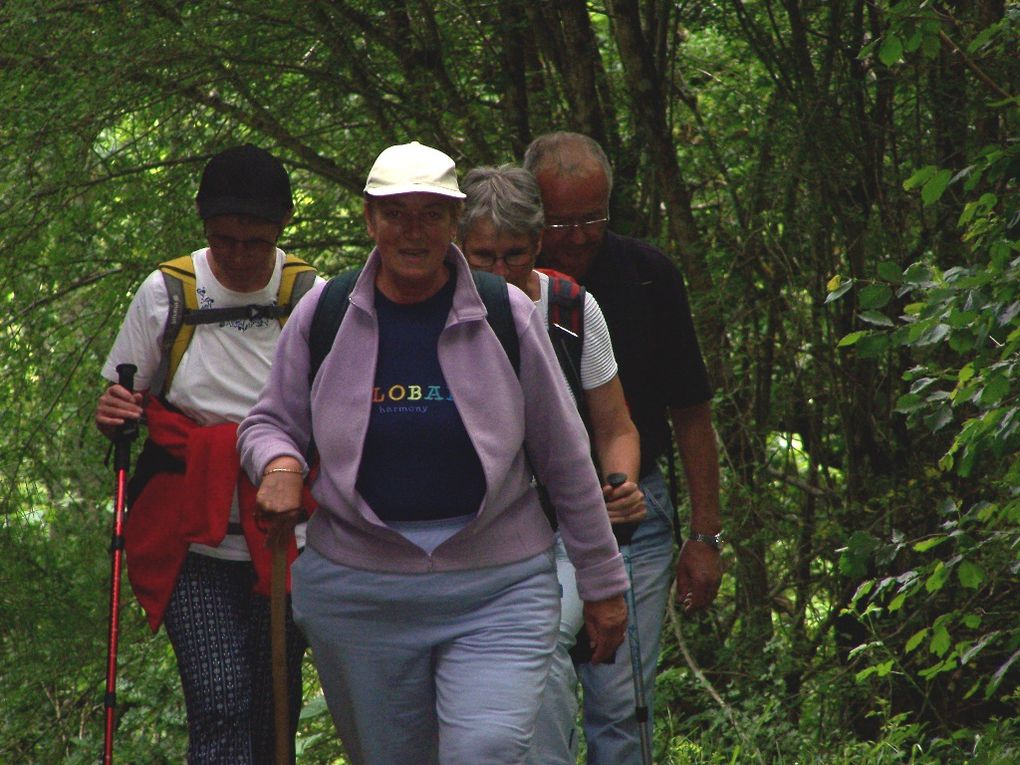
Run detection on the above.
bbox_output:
[103,363,137,765]
[607,472,654,765]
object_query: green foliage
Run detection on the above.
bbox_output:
[1,0,1018,761]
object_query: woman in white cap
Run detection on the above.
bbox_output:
[237,142,629,765]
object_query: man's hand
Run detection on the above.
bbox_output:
[582,594,627,664]
[675,539,722,613]
[95,384,144,440]
[603,479,646,525]
[256,459,306,547]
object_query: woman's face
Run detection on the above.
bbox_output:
[461,218,538,293]
[204,214,281,293]
[365,193,458,301]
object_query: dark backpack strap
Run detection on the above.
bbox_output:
[547,275,586,409]
[308,268,363,387]
[471,270,520,377]
[182,303,290,325]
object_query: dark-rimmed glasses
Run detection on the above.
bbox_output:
[466,251,534,268]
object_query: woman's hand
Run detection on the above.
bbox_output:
[257,458,306,548]
[95,384,144,440]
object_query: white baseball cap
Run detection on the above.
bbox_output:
[364,141,466,199]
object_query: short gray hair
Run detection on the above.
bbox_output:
[522,132,613,196]
[459,165,544,243]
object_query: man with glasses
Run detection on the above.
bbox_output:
[95,144,318,764]
[524,132,723,765]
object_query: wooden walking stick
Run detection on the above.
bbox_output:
[270,535,290,765]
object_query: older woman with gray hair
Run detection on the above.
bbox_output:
[459,165,645,765]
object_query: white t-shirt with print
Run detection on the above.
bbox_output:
[102,248,314,558]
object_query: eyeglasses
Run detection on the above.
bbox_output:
[466,251,534,268]
[544,215,609,232]
[376,207,452,232]
[207,233,278,252]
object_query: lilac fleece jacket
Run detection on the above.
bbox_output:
[237,246,627,603]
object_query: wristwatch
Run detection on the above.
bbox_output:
[690,531,724,550]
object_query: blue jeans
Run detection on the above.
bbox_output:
[293,545,560,765]
[579,470,675,764]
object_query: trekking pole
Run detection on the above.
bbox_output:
[270,532,290,765]
[607,472,654,765]
[103,363,137,765]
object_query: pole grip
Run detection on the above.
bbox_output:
[114,364,139,469]
[606,473,639,546]
[116,363,137,393]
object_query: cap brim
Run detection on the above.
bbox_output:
[198,196,293,223]
[364,183,465,200]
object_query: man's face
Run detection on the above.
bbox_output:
[365,192,458,299]
[204,214,281,292]
[533,166,609,280]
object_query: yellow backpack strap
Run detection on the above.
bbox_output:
[151,256,198,397]
[277,254,317,327]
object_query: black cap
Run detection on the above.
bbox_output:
[195,144,293,225]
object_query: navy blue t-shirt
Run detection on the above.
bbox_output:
[355,274,487,521]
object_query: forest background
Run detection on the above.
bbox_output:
[1,1,1017,763]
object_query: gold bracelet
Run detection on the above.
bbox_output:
[263,467,304,476]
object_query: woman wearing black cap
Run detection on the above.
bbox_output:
[95,145,319,764]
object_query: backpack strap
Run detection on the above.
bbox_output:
[471,270,520,377]
[151,256,198,398]
[546,275,586,408]
[308,267,363,387]
[152,253,316,396]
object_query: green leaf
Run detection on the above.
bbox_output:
[903,27,923,53]
[859,284,893,309]
[825,278,854,303]
[856,333,891,357]
[961,631,1000,665]
[859,310,895,327]
[979,374,1010,406]
[856,665,877,682]
[914,535,947,552]
[895,393,924,414]
[875,659,895,677]
[926,561,948,593]
[877,261,903,282]
[966,25,997,55]
[838,331,867,347]
[879,35,903,66]
[905,629,929,653]
[921,169,953,205]
[957,560,984,589]
[917,323,950,346]
[925,406,954,432]
[888,593,906,612]
[904,165,937,191]
[985,648,1020,698]
[930,624,951,657]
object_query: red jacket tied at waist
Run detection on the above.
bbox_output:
[125,397,313,632]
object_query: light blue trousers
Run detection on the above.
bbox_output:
[292,539,560,765]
